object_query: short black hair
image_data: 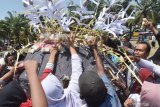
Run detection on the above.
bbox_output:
[137,41,151,54]
[4,51,16,64]
[79,71,107,106]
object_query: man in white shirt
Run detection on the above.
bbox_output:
[41,34,87,107]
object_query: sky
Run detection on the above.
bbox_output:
[0,0,24,19]
[0,0,80,20]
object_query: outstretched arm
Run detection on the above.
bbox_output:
[88,37,105,75]
[24,60,48,107]
[112,78,130,97]
[92,46,105,75]
[67,33,83,92]
[148,23,158,36]
[148,24,160,45]
[142,18,158,35]
[0,63,24,85]
[41,47,57,80]
[129,55,160,76]
[0,68,14,81]
[138,58,160,76]
[142,18,160,44]
[68,33,77,55]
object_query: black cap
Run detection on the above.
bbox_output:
[79,71,107,106]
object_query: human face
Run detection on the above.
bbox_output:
[134,44,149,59]
[7,56,15,66]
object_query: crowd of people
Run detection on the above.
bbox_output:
[0,18,160,107]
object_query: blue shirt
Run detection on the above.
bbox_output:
[100,74,122,107]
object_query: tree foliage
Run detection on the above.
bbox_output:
[0,11,36,45]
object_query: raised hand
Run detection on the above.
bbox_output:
[24,60,48,107]
[141,18,154,29]
[48,46,58,64]
[49,46,58,55]
[24,60,38,75]
[68,33,75,47]
[87,36,97,46]
[124,98,134,107]
[141,18,158,35]
[67,33,77,54]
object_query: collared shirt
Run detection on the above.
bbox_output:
[99,74,122,107]
[41,54,87,107]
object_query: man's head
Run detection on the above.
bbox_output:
[79,71,107,106]
[134,41,151,59]
[4,52,16,66]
